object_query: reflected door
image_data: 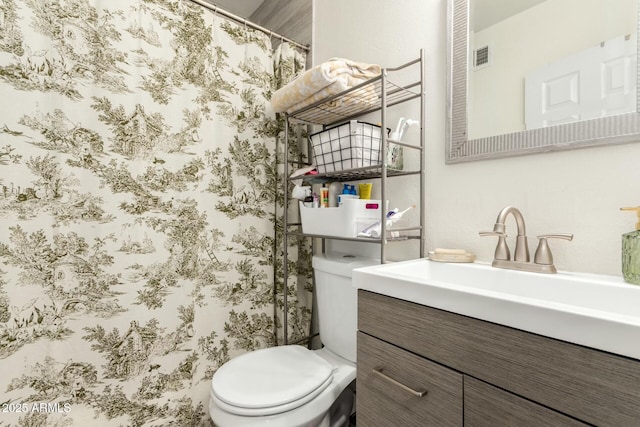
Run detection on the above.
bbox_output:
[525,34,637,129]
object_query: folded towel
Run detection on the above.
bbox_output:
[283,79,379,119]
[271,58,381,113]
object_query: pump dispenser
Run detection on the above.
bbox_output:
[620,207,640,285]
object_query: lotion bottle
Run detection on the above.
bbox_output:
[320,185,329,208]
[621,206,640,285]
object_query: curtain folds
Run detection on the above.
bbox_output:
[0,0,307,425]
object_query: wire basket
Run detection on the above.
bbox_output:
[310,120,383,173]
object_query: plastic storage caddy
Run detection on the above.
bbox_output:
[310,120,382,173]
[299,199,385,237]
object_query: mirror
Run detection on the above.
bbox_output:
[446,0,640,163]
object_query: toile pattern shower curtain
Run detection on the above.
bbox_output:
[0,0,308,425]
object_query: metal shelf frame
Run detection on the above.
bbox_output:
[281,50,426,345]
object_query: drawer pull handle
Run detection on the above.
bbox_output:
[372,367,428,397]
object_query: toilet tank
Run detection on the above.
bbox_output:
[312,253,379,363]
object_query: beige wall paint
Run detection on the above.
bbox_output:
[313,0,640,276]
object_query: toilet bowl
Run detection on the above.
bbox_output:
[209,253,378,427]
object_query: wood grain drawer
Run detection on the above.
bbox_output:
[357,332,463,427]
[464,376,588,427]
[358,290,640,426]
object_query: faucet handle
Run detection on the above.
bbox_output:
[479,231,506,238]
[534,233,573,266]
[479,231,510,261]
[537,233,573,240]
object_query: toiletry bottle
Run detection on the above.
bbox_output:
[342,184,350,195]
[303,196,313,208]
[328,182,341,207]
[621,207,640,285]
[320,185,329,208]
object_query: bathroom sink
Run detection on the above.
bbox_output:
[353,259,640,360]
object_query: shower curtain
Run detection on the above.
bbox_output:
[0,0,308,425]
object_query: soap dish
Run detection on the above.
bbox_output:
[428,248,476,263]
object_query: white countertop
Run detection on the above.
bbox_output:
[353,258,640,360]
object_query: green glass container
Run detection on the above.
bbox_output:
[621,207,640,285]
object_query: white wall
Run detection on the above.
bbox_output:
[313,0,640,276]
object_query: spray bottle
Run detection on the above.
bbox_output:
[387,118,419,170]
[390,118,420,141]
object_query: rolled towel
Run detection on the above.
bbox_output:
[271,58,381,113]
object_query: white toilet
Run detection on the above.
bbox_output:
[209,252,378,427]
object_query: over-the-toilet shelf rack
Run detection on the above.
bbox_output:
[281,50,426,345]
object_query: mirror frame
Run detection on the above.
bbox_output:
[446,0,640,163]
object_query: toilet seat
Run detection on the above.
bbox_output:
[211,375,333,416]
[211,345,335,416]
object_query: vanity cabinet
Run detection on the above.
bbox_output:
[357,290,640,427]
[357,332,462,426]
[463,376,586,427]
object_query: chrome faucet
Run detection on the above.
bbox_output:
[480,206,573,274]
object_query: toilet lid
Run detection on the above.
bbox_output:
[212,345,334,410]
